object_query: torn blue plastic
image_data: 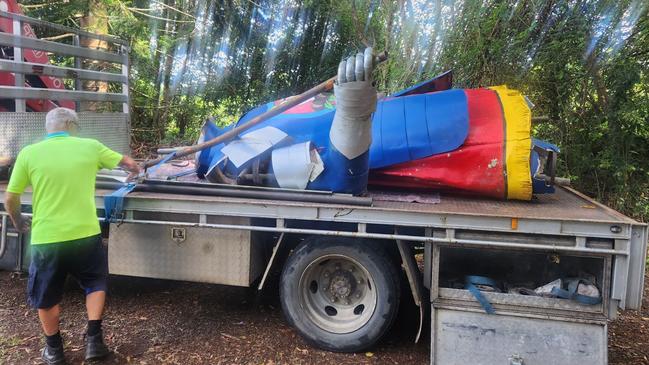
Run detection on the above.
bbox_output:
[307,148,369,194]
[195,122,229,177]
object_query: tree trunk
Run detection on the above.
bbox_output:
[79,0,109,111]
[154,0,180,142]
[423,0,442,72]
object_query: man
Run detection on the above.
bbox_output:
[4,108,140,365]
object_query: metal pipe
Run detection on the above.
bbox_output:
[538,174,571,186]
[142,178,333,195]
[0,211,630,256]
[107,218,630,256]
[144,51,388,168]
[0,215,7,258]
[257,232,285,291]
[95,181,373,206]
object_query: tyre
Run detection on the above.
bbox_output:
[279,236,400,352]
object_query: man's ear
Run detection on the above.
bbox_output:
[67,121,79,135]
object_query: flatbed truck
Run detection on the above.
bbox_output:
[0,9,647,364]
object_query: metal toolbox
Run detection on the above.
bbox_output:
[430,307,607,365]
[428,243,613,365]
[108,216,268,287]
[430,244,612,320]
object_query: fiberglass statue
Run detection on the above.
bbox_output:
[194,48,560,200]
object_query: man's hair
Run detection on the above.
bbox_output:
[45,107,78,133]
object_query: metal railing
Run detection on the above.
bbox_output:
[0,10,129,113]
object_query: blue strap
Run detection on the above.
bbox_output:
[104,183,137,224]
[465,275,498,314]
[167,168,196,179]
[551,278,601,305]
[147,152,177,176]
[103,152,177,224]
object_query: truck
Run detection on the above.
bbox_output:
[0,9,647,365]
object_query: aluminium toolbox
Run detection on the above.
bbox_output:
[429,243,612,365]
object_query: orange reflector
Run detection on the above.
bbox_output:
[511,218,519,230]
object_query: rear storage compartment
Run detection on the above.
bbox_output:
[435,246,610,318]
[430,245,610,365]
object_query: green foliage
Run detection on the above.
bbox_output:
[163,95,242,144]
[20,0,649,221]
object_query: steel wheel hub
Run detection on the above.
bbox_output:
[299,255,378,334]
[328,270,356,299]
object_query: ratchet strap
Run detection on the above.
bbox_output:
[103,152,177,224]
[550,278,602,305]
[465,275,499,314]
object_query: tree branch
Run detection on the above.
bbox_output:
[127,7,195,23]
[41,33,75,41]
[151,0,196,19]
[20,1,65,9]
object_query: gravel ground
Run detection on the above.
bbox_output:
[1,270,647,365]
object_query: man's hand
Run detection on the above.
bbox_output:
[119,156,141,182]
[4,192,30,233]
[14,214,31,233]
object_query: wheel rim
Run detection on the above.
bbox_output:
[298,254,378,334]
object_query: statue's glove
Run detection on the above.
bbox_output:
[330,47,378,160]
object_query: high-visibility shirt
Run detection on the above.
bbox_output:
[6,133,122,244]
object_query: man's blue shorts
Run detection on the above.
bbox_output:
[27,234,108,309]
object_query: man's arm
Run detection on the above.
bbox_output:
[96,140,140,181]
[119,156,141,182]
[4,192,30,233]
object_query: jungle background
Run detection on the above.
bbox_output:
[17,0,649,221]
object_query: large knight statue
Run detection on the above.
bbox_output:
[193,48,559,200]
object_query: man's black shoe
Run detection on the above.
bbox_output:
[84,331,110,361]
[41,343,66,365]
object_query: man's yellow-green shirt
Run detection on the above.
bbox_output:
[6,133,123,244]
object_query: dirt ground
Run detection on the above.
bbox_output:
[1,270,648,365]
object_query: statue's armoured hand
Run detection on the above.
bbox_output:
[337,47,375,84]
[330,48,378,161]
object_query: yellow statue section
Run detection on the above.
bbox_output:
[491,85,533,200]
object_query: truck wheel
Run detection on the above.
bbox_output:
[280,236,400,352]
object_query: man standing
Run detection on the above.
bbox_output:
[4,108,140,365]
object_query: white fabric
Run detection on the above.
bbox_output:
[534,278,562,296]
[272,142,324,190]
[577,282,600,297]
[221,126,288,168]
